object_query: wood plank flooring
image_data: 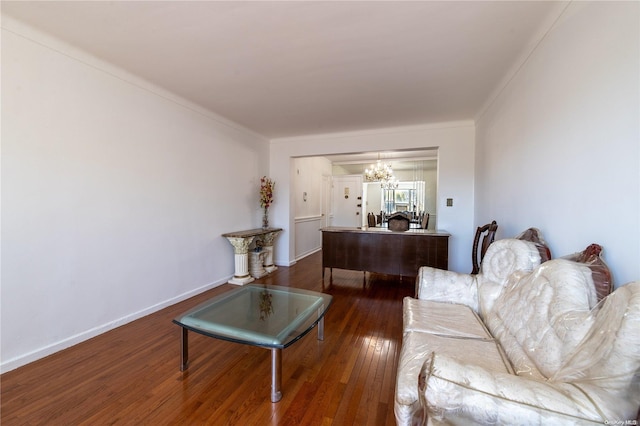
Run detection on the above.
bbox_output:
[1,251,414,425]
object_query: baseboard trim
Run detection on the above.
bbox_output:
[0,277,230,373]
[295,247,321,261]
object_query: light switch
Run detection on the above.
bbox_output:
[446,198,453,207]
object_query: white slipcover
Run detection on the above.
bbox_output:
[395,238,640,425]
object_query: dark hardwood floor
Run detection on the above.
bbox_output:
[1,251,414,425]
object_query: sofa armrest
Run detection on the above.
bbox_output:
[419,353,631,425]
[415,267,479,312]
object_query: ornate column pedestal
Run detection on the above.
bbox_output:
[256,230,282,273]
[249,250,267,279]
[224,236,256,285]
[222,228,283,285]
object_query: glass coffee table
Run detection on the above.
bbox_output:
[173,284,333,402]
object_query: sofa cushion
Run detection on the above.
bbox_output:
[415,267,480,311]
[419,353,606,425]
[477,238,542,317]
[403,297,492,339]
[551,281,640,417]
[420,282,640,424]
[562,243,612,302]
[480,238,542,285]
[485,259,597,379]
[395,331,513,424]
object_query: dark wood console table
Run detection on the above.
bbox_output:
[321,226,449,278]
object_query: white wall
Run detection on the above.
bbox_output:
[475,2,639,286]
[270,122,475,272]
[292,156,332,259]
[1,19,269,371]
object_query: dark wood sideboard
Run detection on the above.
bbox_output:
[321,226,449,277]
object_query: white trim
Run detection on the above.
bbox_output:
[295,247,322,261]
[274,258,297,267]
[0,277,229,373]
[294,215,323,223]
[475,1,571,123]
[1,15,266,140]
[270,120,474,144]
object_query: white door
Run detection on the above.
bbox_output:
[331,175,363,227]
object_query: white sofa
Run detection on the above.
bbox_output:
[395,238,640,425]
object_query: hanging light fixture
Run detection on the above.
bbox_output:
[381,175,399,189]
[364,153,397,188]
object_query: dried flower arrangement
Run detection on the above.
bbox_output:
[260,176,275,229]
[259,288,274,320]
[260,176,275,209]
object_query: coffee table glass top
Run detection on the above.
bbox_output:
[173,285,332,349]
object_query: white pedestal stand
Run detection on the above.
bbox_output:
[222,228,283,285]
[256,230,281,273]
[225,236,255,285]
[249,250,267,279]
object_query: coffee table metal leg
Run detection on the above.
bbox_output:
[271,348,282,402]
[317,307,325,341]
[180,328,189,371]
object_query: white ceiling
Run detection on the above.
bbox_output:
[2,1,564,139]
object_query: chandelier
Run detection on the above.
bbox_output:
[381,175,399,189]
[364,155,399,189]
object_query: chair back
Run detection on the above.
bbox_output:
[472,220,498,274]
[421,213,430,229]
[367,213,377,227]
